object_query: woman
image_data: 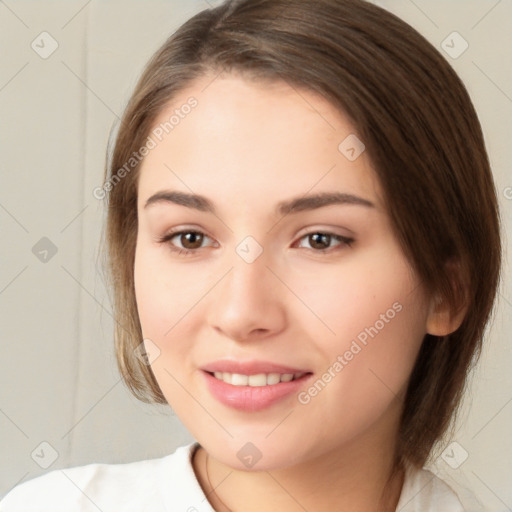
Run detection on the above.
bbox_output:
[0,0,501,510]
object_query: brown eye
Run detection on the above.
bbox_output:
[157,229,216,256]
[308,233,332,250]
[177,231,204,249]
[295,231,354,253]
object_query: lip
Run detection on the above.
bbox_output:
[201,360,309,375]
[200,360,313,412]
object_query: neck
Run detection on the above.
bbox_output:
[192,423,405,512]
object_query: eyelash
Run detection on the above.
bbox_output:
[156,229,354,257]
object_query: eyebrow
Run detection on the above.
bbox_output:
[144,190,375,215]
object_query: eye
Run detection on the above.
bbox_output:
[157,229,216,256]
[157,229,354,257]
[294,231,354,253]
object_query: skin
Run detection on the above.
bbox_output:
[134,73,460,511]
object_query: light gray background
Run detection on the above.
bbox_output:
[0,0,510,510]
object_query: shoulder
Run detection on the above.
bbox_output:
[396,464,465,512]
[0,443,200,512]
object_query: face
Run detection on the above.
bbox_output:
[134,73,432,471]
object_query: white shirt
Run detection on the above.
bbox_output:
[0,442,465,511]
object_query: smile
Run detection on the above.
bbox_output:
[200,361,313,412]
[211,372,307,386]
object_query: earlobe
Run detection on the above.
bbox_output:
[426,295,462,336]
[426,261,469,336]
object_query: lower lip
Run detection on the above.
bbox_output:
[202,371,312,412]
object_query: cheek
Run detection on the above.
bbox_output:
[292,246,427,351]
[297,250,429,424]
[134,242,203,341]
[133,246,198,404]
[133,243,224,395]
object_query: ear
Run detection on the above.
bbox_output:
[426,259,469,336]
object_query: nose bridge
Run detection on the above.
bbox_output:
[222,243,274,309]
[218,230,272,297]
[208,239,286,340]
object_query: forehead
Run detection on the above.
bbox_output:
[138,73,382,212]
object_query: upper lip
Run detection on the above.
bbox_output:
[201,360,311,375]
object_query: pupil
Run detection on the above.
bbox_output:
[311,233,329,249]
[183,232,202,249]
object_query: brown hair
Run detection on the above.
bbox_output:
[103,0,501,476]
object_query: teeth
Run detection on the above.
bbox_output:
[248,374,267,387]
[267,373,281,385]
[212,371,304,386]
[231,373,248,386]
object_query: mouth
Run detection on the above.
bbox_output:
[200,360,313,411]
[208,371,307,386]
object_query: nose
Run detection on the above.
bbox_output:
[207,250,287,343]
